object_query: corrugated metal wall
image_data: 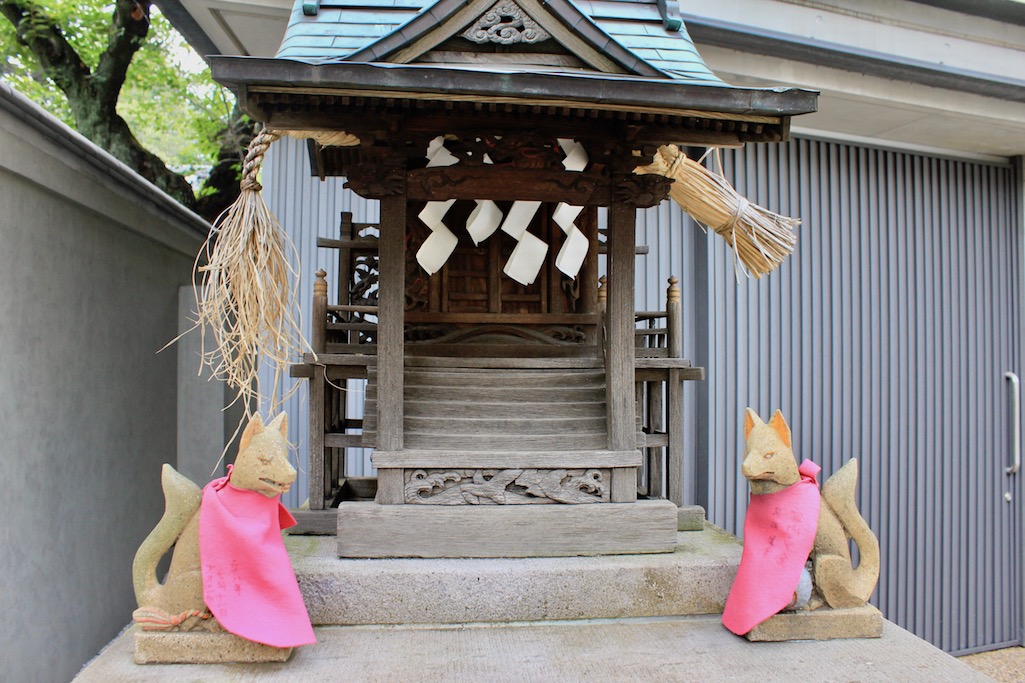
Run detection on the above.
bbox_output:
[263,134,1023,654]
[262,138,379,508]
[689,138,1023,655]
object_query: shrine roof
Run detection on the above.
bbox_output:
[211,0,817,140]
[273,0,724,86]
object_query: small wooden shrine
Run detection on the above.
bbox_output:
[211,0,816,558]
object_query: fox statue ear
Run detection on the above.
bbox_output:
[744,408,761,440]
[768,409,792,448]
[268,413,288,438]
[239,413,265,452]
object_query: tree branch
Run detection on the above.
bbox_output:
[0,1,91,101]
[93,0,151,106]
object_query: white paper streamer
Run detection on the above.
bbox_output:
[559,138,589,172]
[466,200,503,245]
[552,202,584,232]
[553,139,590,278]
[418,199,456,230]
[416,223,459,275]
[504,231,549,285]
[413,137,591,281]
[555,225,589,277]
[500,200,542,240]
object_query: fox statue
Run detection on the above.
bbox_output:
[722,408,880,636]
[132,413,315,649]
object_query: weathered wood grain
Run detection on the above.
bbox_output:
[375,469,405,504]
[606,201,637,451]
[377,194,405,452]
[336,500,678,557]
[404,432,610,450]
[308,373,326,510]
[611,466,639,502]
[371,449,642,469]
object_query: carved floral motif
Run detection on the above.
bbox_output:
[405,468,608,504]
[462,1,551,45]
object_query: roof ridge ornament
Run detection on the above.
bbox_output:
[462,0,551,45]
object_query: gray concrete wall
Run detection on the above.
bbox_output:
[0,83,210,682]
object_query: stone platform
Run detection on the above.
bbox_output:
[77,617,990,682]
[294,524,742,625]
[76,524,988,681]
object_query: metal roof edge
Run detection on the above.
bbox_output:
[212,56,818,116]
[906,0,1025,26]
[0,82,210,249]
[153,0,222,61]
[684,14,1025,104]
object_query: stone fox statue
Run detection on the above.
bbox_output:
[739,408,880,611]
[132,413,300,635]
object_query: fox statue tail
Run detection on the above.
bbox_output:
[132,464,201,607]
[818,459,881,607]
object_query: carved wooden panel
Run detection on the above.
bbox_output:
[404,468,610,504]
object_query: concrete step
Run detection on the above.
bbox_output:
[292,525,740,625]
[75,617,991,682]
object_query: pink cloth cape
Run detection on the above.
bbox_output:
[721,459,821,636]
[199,467,316,648]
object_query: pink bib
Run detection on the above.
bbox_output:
[722,459,821,635]
[199,469,316,648]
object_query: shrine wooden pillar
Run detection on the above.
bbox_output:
[606,188,638,503]
[374,192,406,503]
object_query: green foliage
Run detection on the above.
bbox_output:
[0,0,235,186]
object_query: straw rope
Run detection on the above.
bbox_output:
[635,144,799,279]
[183,127,361,424]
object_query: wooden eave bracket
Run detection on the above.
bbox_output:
[303,0,321,16]
[657,0,683,32]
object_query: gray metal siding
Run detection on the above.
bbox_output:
[262,137,379,508]
[688,138,1022,654]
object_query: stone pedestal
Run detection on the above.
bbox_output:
[337,499,678,558]
[133,628,293,664]
[745,605,884,642]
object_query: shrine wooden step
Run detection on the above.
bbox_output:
[370,448,641,469]
[404,431,610,450]
[403,415,608,435]
[405,356,603,369]
[362,362,610,447]
[403,369,606,388]
[403,399,606,419]
[399,385,606,402]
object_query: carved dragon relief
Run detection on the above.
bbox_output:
[405,468,609,504]
[462,0,551,45]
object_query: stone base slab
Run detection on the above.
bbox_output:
[746,604,884,642]
[289,524,742,626]
[133,628,293,664]
[677,504,706,531]
[337,499,679,558]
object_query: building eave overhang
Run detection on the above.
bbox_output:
[212,56,818,123]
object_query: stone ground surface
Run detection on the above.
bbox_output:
[76,617,991,683]
[962,646,1025,682]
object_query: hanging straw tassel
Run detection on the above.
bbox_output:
[191,128,308,418]
[635,144,799,279]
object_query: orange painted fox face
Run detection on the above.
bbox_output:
[741,408,801,492]
[230,413,296,498]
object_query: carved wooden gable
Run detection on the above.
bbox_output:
[278,0,723,84]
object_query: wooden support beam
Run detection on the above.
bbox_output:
[667,368,684,507]
[606,194,639,503]
[308,373,326,510]
[376,193,406,504]
[407,166,612,205]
